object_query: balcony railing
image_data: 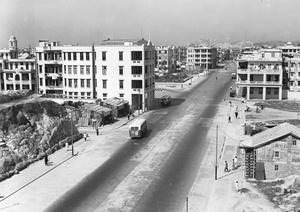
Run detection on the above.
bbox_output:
[237,80,281,85]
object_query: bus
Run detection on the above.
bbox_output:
[160,95,171,106]
[129,118,147,138]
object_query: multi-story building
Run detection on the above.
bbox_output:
[36,38,155,111]
[278,42,300,57]
[0,36,36,92]
[155,46,174,73]
[236,49,287,100]
[285,52,300,92]
[186,45,218,71]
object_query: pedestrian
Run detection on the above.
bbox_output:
[235,111,238,119]
[234,156,238,168]
[224,161,229,172]
[127,113,130,120]
[83,132,87,141]
[96,128,99,136]
[228,115,231,123]
[235,181,239,192]
[229,101,232,107]
[216,77,218,80]
[232,158,235,170]
[44,154,49,166]
[236,105,238,112]
[65,142,69,151]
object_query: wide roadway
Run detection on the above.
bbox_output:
[46,69,234,211]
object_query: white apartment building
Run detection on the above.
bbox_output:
[278,42,300,57]
[97,38,155,111]
[0,36,36,92]
[186,45,218,71]
[236,49,287,100]
[36,38,155,111]
[286,52,300,92]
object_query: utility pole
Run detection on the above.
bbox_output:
[215,125,218,180]
[69,112,74,156]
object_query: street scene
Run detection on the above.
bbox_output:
[2,1,300,212]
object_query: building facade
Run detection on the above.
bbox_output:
[0,36,36,92]
[236,49,287,100]
[155,46,174,73]
[186,45,218,71]
[240,123,300,180]
[36,38,155,111]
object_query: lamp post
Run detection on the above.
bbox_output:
[215,125,218,180]
[69,112,74,156]
[138,89,141,115]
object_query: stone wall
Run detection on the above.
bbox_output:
[0,99,81,181]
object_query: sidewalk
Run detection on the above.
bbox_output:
[0,112,143,212]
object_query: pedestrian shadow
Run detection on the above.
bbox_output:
[218,168,242,180]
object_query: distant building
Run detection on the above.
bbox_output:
[186,45,218,71]
[231,47,241,59]
[278,42,300,57]
[0,36,36,92]
[240,123,300,180]
[36,38,155,111]
[236,49,287,100]
[155,46,174,73]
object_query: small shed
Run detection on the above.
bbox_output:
[103,97,129,118]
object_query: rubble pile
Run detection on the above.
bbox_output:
[0,99,82,181]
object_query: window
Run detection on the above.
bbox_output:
[258,88,263,94]
[87,79,91,88]
[119,51,123,61]
[39,65,43,74]
[132,80,142,89]
[64,79,66,86]
[74,79,78,88]
[87,92,91,99]
[68,66,72,74]
[274,151,280,158]
[131,51,142,60]
[275,164,279,171]
[80,52,84,60]
[73,52,77,60]
[40,78,43,86]
[103,93,107,99]
[86,52,90,60]
[274,88,279,95]
[73,66,77,74]
[44,54,48,60]
[119,66,124,75]
[64,65,66,74]
[120,93,124,98]
[103,80,107,88]
[39,53,42,60]
[63,53,66,60]
[266,88,271,94]
[119,80,124,89]
[81,92,85,98]
[86,66,90,75]
[102,66,107,75]
[80,66,84,74]
[293,140,297,146]
[68,53,71,60]
[68,79,72,87]
[81,79,84,87]
[102,51,106,61]
[69,92,73,97]
[132,66,142,75]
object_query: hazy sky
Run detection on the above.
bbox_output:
[1,0,300,48]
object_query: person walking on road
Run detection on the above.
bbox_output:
[235,181,239,192]
[96,128,99,136]
[229,101,232,107]
[83,132,87,141]
[228,115,231,123]
[224,161,229,172]
[235,111,238,119]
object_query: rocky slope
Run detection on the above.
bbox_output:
[0,99,82,181]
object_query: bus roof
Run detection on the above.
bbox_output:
[129,118,146,127]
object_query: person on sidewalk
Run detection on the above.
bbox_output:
[235,181,239,192]
[44,154,49,166]
[228,115,231,123]
[83,132,87,141]
[235,111,238,119]
[236,105,238,112]
[96,128,99,136]
[232,158,235,170]
[229,101,232,107]
[127,113,130,120]
[234,156,238,169]
[224,161,229,172]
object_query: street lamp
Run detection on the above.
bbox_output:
[69,111,74,156]
[215,125,218,180]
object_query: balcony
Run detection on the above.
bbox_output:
[236,80,281,86]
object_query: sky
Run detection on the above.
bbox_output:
[1,0,300,49]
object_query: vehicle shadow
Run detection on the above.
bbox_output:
[149,98,185,110]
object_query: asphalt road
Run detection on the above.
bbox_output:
[46,68,234,212]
